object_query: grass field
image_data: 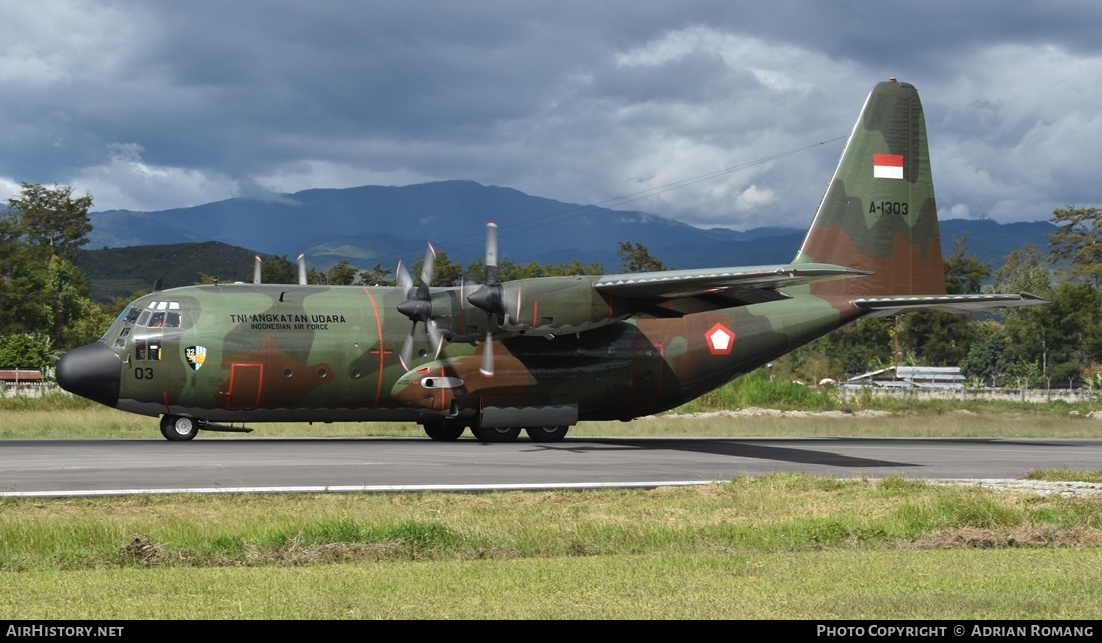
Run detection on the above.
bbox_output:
[4,386,1102,440]
[2,389,1102,619]
[1,476,1101,619]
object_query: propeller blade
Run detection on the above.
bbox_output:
[253,255,262,284]
[396,242,443,368]
[420,243,436,288]
[476,221,501,377]
[399,329,415,372]
[297,253,307,285]
[427,320,444,359]
[504,285,522,324]
[479,330,494,377]
[485,221,498,285]
[468,221,506,315]
[396,260,413,297]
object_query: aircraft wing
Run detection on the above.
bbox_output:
[593,263,871,300]
[853,292,1048,317]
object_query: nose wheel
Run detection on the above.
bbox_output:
[160,415,199,441]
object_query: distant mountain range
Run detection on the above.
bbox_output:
[84,179,1056,288]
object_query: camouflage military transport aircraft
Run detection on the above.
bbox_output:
[57,79,1045,442]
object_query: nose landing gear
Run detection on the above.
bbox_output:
[158,416,253,440]
[160,415,199,441]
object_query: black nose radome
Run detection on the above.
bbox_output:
[56,341,121,408]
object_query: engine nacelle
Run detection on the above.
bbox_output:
[421,276,641,342]
[476,275,637,337]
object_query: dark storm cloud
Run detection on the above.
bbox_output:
[1,1,1100,228]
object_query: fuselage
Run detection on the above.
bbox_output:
[58,281,857,428]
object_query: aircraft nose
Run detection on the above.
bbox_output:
[56,342,122,408]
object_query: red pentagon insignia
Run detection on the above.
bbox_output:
[705,323,735,355]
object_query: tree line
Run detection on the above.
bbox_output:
[774,206,1102,389]
[2,182,1100,390]
[0,184,110,370]
[255,241,666,288]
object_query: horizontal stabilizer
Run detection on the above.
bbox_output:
[594,263,871,300]
[853,292,1048,317]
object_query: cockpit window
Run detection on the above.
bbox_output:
[102,306,141,342]
[102,301,186,345]
[135,303,183,328]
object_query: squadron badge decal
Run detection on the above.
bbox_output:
[185,346,208,371]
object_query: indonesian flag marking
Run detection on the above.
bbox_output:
[705,323,736,356]
[873,153,904,179]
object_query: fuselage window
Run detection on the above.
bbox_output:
[134,337,162,361]
[114,327,131,349]
[136,310,151,326]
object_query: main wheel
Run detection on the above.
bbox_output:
[525,426,569,442]
[473,426,521,443]
[423,422,464,441]
[160,415,199,441]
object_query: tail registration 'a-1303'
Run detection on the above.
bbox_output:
[58,79,1046,442]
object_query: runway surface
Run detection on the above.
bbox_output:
[3,436,1102,497]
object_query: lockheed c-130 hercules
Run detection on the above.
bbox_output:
[57,79,1045,442]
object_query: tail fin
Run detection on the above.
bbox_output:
[794,79,945,297]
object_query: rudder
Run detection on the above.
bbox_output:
[794,79,945,297]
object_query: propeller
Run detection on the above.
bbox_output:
[297,253,307,285]
[253,255,262,284]
[396,243,444,370]
[467,222,503,376]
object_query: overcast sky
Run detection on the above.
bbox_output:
[2,1,1100,230]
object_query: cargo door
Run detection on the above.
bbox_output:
[226,363,263,410]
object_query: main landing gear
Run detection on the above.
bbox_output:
[422,423,570,443]
[471,426,522,442]
[422,421,466,441]
[523,426,570,442]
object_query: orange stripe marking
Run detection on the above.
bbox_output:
[363,288,385,407]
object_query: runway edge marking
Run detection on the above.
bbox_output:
[0,480,721,498]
